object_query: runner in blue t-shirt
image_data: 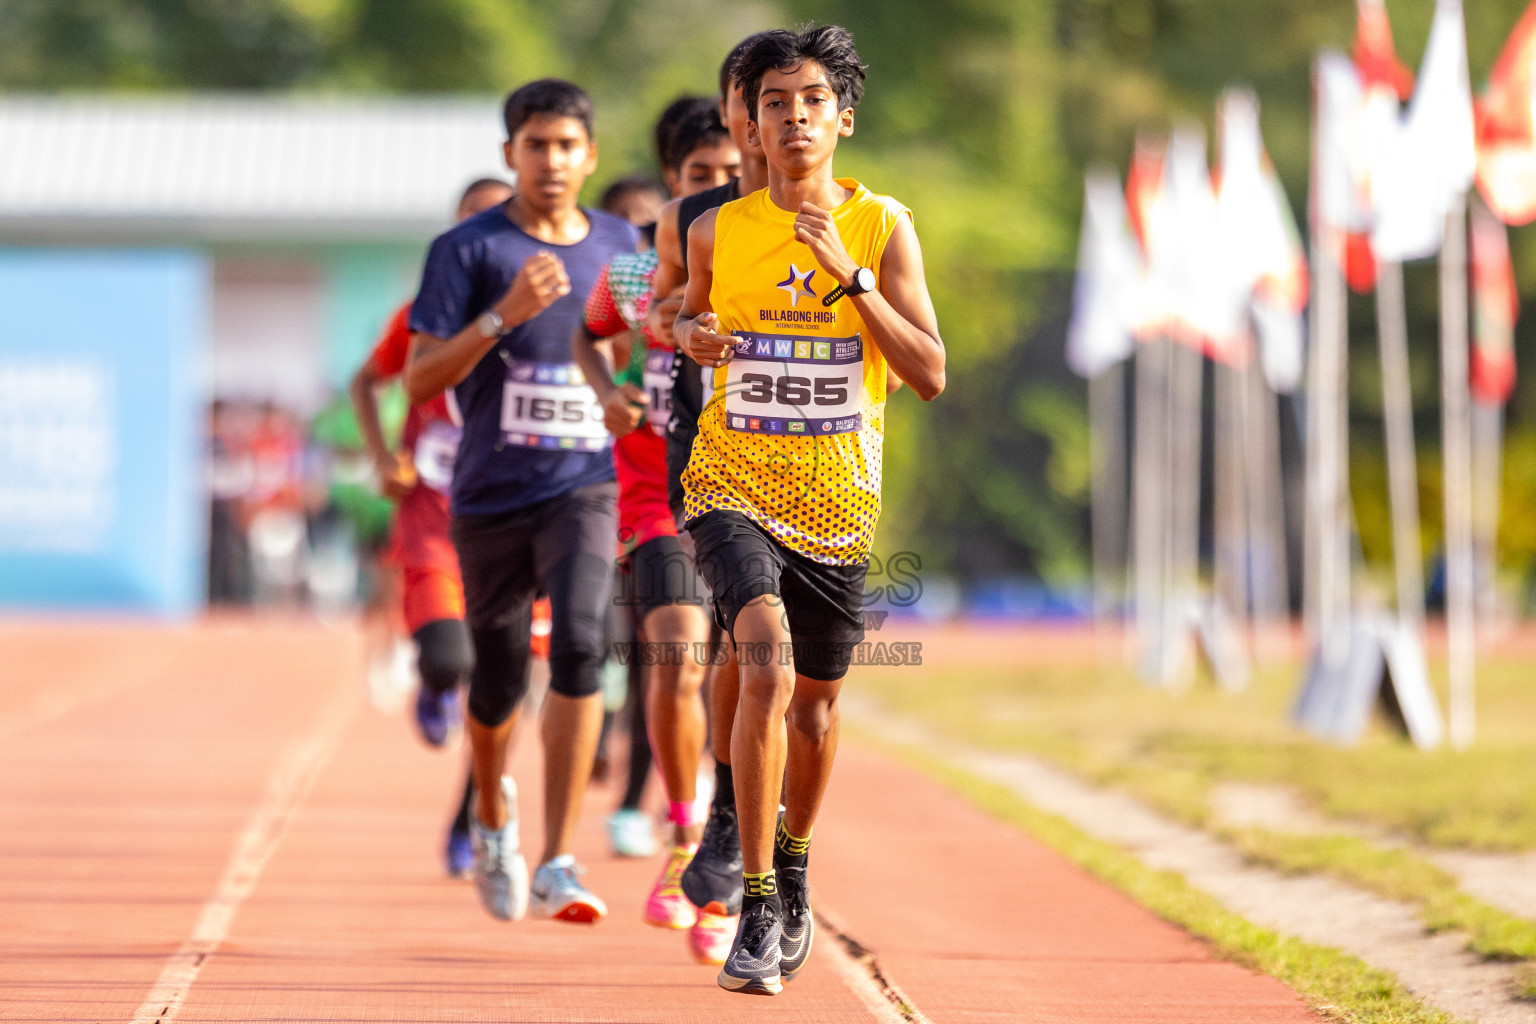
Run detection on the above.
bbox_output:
[405,78,640,926]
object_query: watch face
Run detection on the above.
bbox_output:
[855,267,877,293]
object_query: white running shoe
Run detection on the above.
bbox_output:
[530,854,607,923]
[470,776,528,921]
[606,808,658,858]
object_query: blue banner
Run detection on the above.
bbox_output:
[0,249,209,616]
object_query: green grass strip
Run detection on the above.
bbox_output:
[1227,830,1536,961]
[875,740,1462,1024]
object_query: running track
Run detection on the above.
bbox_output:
[1,619,1321,1023]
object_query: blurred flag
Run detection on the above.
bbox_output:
[1068,169,1144,379]
[1214,89,1309,388]
[1474,0,1536,224]
[1316,54,1372,237]
[1470,196,1519,404]
[1124,134,1164,254]
[1344,0,1417,291]
[1147,123,1225,349]
[1371,0,1475,262]
[1354,0,1415,101]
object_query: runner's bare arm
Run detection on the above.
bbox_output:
[347,355,412,500]
[403,251,571,404]
[673,209,742,368]
[348,356,392,469]
[571,325,645,437]
[652,196,688,299]
[795,205,945,401]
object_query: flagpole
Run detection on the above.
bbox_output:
[1214,359,1250,648]
[1305,93,1350,662]
[1247,360,1292,661]
[1089,361,1128,660]
[1471,399,1504,637]
[1441,193,1476,748]
[1133,338,1169,678]
[1375,258,1427,639]
[1163,339,1203,684]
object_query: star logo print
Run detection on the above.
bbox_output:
[777,264,817,307]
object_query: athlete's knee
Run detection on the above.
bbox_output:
[466,624,531,727]
[650,657,705,701]
[415,618,474,695]
[548,651,603,699]
[787,693,839,746]
[737,661,794,713]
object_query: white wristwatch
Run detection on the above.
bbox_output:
[476,309,506,339]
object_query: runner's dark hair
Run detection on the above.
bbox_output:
[731,24,866,117]
[599,175,665,214]
[662,101,730,171]
[653,96,711,171]
[457,177,509,208]
[719,31,778,99]
[503,78,595,141]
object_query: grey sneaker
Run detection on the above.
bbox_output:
[717,902,783,996]
[470,776,528,921]
[529,855,607,923]
[777,865,813,981]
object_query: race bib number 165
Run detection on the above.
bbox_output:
[500,360,608,451]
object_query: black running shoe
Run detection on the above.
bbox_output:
[776,865,813,981]
[682,798,743,915]
[716,902,783,995]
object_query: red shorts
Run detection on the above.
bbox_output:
[614,425,676,556]
[401,565,466,634]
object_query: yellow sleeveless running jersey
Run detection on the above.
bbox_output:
[682,179,910,565]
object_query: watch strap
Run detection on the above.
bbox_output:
[820,267,873,308]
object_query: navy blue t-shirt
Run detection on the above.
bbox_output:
[409,204,640,516]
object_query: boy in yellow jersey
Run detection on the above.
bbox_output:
[673,25,945,996]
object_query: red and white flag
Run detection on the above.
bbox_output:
[1354,0,1415,100]
[1371,0,1476,262]
[1316,53,1374,237]
[1142,123,1225,350]
[1068,169,1144,379]
[1344,0,1416,290]
[1470,196,1519,404]
[1475,0,1536,224]
[1213,89,1309,386]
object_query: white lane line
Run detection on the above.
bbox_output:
[814,905,933,1024]
[129,679,359,1024]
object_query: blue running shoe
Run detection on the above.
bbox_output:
[777,865,813,981]
[445,820,474,878]
[717,901,783,995]
[415,686,459,748]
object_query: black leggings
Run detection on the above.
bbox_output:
[465,552,615,727]
[453,483,618,728]
[414,618,474,697]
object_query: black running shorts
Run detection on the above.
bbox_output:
[619,534,708,619]
[685,509,866,682]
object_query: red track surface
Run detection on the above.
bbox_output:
[0,618,1322,1022]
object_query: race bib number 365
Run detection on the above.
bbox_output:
[500,360,608,451]
[723,332,863,436]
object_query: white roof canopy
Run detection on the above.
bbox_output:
[0,95,510,242]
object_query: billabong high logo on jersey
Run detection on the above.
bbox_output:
[776,265,817,307]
